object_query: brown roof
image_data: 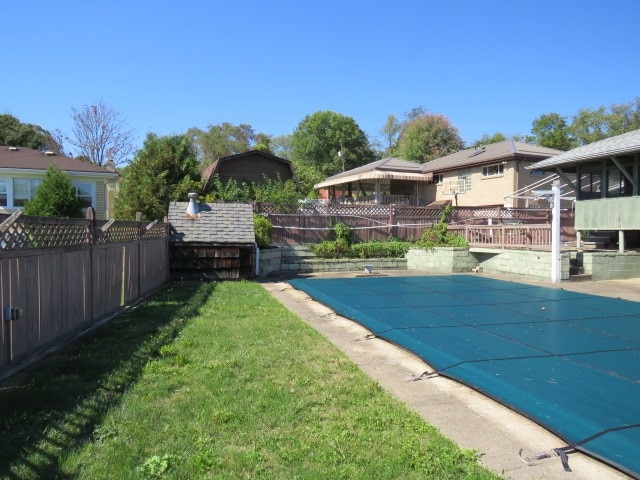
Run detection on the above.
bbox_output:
[0,146,117,175]
[421,141,563,173]
[201,149,293,184]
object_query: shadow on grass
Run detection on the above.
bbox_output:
[0,281,215,480]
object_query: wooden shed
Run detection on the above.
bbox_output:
[168,200,255,280]
[201,150,294,193]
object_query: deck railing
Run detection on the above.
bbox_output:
[448,224,552,249]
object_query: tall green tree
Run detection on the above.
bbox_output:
[379,114,402,157]
[570,107,609,146]
[270,134,293,160]
[291,110,375,190]
[23,165,83,218]
[472,132,508,147]
[607,97,640,134]
[0,114,62,152]
[396,113,463,162]
[189,122,272,165]
[530,113,576,150]
[114,133,200,220]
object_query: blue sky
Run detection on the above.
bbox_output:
[3,1,639,156]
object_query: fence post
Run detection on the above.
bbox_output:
[388,207,395,240]
[86,207,95,323]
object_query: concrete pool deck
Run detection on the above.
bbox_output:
[261,272,639,480]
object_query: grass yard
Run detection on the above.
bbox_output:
[0,281,500,479]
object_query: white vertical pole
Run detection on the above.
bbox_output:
[550,181,561,283]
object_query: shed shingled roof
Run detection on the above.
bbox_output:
[527,128,640,170]
[168,202,255,245]
[421,141,562,173]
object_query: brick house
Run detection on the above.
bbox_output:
[419,141,562,207]
[314,141,562,207]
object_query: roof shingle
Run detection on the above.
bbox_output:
[168,202,255,245]
[421,141,562,173]
[527,128,640,170]
[0,146,117,175]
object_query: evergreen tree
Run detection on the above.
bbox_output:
[23,165,83,218]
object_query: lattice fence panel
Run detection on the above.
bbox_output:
[143,222,169,239]
[95,221,141,244]
[0,217,91,249]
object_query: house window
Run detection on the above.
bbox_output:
[0,180,7,207]
[607,167,632,198]
[482,164,504,177]
[432,174,443,185]
[578,170,602,200]
[13,178,41,206]
[458,168,471,192]
[73,182,93,208]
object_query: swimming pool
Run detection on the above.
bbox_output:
[289,275,640,478]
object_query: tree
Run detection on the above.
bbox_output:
[67,101,135,166]
[23,165,83,218]
[607,97,640,135]
[0,114,62,152]
[530,113,576,150]
[270,134,293,160]
[569,107,609,146]
[114,133,200,220]
[291,110,375,184]
[472,132,508,147]
[396,113,464,162]
[189,122,272,165]
[379,114,402,156]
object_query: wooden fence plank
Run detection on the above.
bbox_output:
[0,218,169,373]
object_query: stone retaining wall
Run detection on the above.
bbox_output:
[257,245,406,276]
[259,245,638,281]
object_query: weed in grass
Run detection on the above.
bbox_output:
[137,453,176,478]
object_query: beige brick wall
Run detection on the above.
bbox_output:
[418,160,551,207]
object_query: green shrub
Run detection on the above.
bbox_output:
[23,165,83,218]
[415,223,468,249]
[351,240,412,258]
[333,222,351,244]
[254,214,272,247]
[310,240,351,258]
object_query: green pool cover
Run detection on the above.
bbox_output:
[289,275,640,478]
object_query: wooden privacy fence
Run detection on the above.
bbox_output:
[255,203,573,245]
[0,212,169,371]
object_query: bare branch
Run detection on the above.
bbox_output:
[67,100,135,166]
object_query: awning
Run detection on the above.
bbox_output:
[315,170,433,189]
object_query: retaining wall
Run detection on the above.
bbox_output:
[406,247,571,281]
[577,251,640,280]
[260,245,639,282]
[257,245,406,276]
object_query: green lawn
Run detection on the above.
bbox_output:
[0,281,500,479]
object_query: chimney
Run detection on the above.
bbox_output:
[104,159,116,172]
[186,192,200,218]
